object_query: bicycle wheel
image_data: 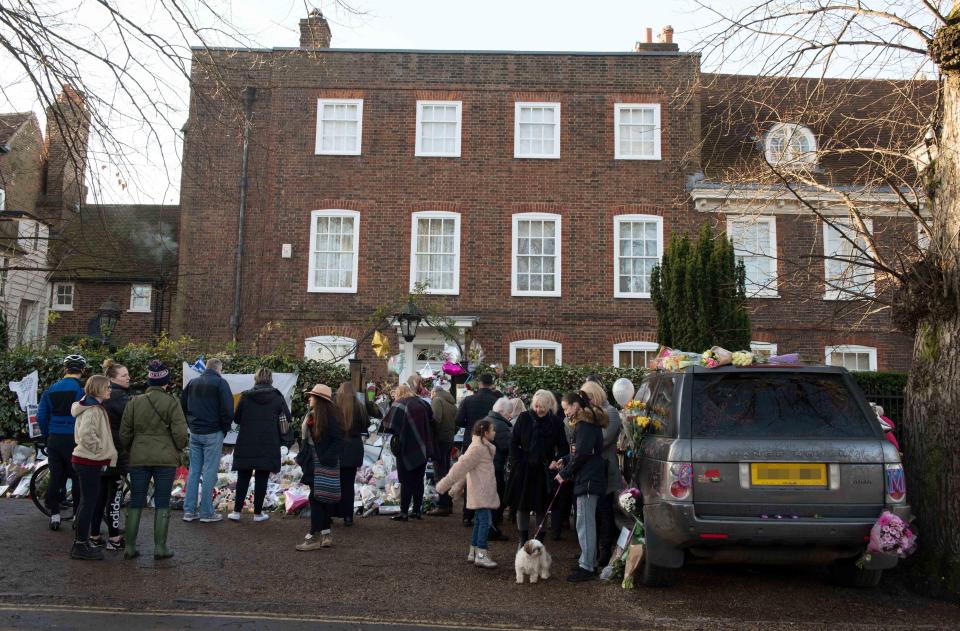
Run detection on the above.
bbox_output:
[29,464,76,520]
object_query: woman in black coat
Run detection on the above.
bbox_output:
[505,389,569,544]
[335,382,368,526]
[229,368,292,522]
[295,384,344,550]
[90,359,131,549]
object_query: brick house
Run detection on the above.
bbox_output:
[46,204,179,345]
[173,11,923,378]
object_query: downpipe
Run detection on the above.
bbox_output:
[231,86,257,342]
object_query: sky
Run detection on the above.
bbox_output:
[0,0,941,205]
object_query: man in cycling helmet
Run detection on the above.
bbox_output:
[37,354,87,530]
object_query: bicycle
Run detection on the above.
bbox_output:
[29,440,131,522]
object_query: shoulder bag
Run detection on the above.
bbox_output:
[143,392,189,467]
[307,431,341,503]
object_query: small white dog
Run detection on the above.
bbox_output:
[514,539,552,584]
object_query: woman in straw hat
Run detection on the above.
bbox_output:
[295,384,344,551]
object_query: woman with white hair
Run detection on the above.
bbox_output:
[481,397,513,540]
[504,390,569,545]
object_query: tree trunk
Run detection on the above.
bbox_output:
[902,55,960,596]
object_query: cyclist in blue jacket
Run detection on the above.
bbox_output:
[37,354,87,530]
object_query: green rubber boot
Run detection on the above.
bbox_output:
[154,508,174,560]
[124,508,142,560]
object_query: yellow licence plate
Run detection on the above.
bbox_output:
[751,463,828,487]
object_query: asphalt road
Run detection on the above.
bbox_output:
[1,499,958,630]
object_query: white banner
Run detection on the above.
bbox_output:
[182,364,298,444]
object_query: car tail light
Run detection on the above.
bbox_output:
[885,464,906,503]
[665,462,693,501]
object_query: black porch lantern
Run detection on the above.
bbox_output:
[393,299,423,343]
[97,298,122,341]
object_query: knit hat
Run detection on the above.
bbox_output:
[148,359,171,386]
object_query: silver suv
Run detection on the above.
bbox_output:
[628,365,910,587]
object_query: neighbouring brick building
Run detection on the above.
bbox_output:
[46,204,179,345]
[173,11,925,378]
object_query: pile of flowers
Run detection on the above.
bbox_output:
[863,511,917,563]
[654,345,802,371]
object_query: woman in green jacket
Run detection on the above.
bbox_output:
[119,360,189,560]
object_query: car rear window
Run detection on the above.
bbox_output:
[692,372,876,438]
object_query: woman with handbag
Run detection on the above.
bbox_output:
[295,384,344,551]
[119,360,189,560]
[228,367,292,523]
[334,382,368,527]
[382,384,434,522]
[89,359,131,551]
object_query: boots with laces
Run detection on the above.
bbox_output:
[466,545,476,563]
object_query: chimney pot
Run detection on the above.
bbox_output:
[645,27,653,43]
[660,25,674,44]
[299,9,332,49]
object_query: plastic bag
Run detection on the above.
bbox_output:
[284,485,311,514]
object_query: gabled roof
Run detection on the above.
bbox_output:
[50,204,179,282]
[0,112,35,148]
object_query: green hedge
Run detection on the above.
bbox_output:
[486,364,649,405]
[0,336,348,440]
[851,371,908,396]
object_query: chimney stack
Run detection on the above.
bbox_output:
[634,25,679,52]
[299,8,332,49]
[42,85,89,224]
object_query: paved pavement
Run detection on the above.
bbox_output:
[1,498,958,630]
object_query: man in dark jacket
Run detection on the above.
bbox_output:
[181,358,234,523]
[426,384,457,516]
[454,373,501,526]
[37,354,86,531]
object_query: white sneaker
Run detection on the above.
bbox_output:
[474,549,497,569]
[253,513,270,523]
[182,512,198,522]
[199,514,223,523]
[227,512,241,522]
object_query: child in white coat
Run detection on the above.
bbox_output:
[436,419,500,568]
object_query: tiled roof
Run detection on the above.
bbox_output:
[0,113,34,147]
[699,73,937,187]
[50,204,179,281]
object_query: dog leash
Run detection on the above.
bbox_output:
[530,480,565,541]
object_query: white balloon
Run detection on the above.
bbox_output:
[612,378,635,407]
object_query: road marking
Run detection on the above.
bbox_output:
[0,603,626,631]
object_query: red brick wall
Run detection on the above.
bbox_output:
[47,281,173,345]
[173,48,912,373]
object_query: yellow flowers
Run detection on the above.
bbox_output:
[731,351,754,367]
[623,399,646,414]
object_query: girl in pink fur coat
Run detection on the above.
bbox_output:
[436,419,500,569]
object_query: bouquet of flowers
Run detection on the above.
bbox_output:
[731,350,754,366]
[622,399,646,416]
[864,511,917,561]
[618,487,643,518]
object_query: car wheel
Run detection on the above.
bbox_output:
[830,560,883,588]
[641,547,682,587]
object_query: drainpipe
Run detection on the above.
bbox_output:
[231,86,257,343]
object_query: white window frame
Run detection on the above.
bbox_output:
[823,218,875,300]
[614,214,663,299]
[750,341,779,359]
[511,212,561,297]
[613,341,659,368]
[409,211,461,295]
[304,335,357,367]
[727,216,778,297]
[764,123,817,167]
[51,282,74,311]
[509,339,562,367]
[514,102,561,159]
[825,344,877,372]
[917,221,930,252]
[415,100,462,158]
[0,187,5,211]
[614,103,662,160]
[315,98,364,156]
[307,209,360,294]
[128,283,152,313]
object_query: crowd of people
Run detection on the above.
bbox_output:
[36,353,624,582]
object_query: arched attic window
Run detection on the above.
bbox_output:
[764,123,817,167]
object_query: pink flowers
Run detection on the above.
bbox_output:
[867,511,917,559]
